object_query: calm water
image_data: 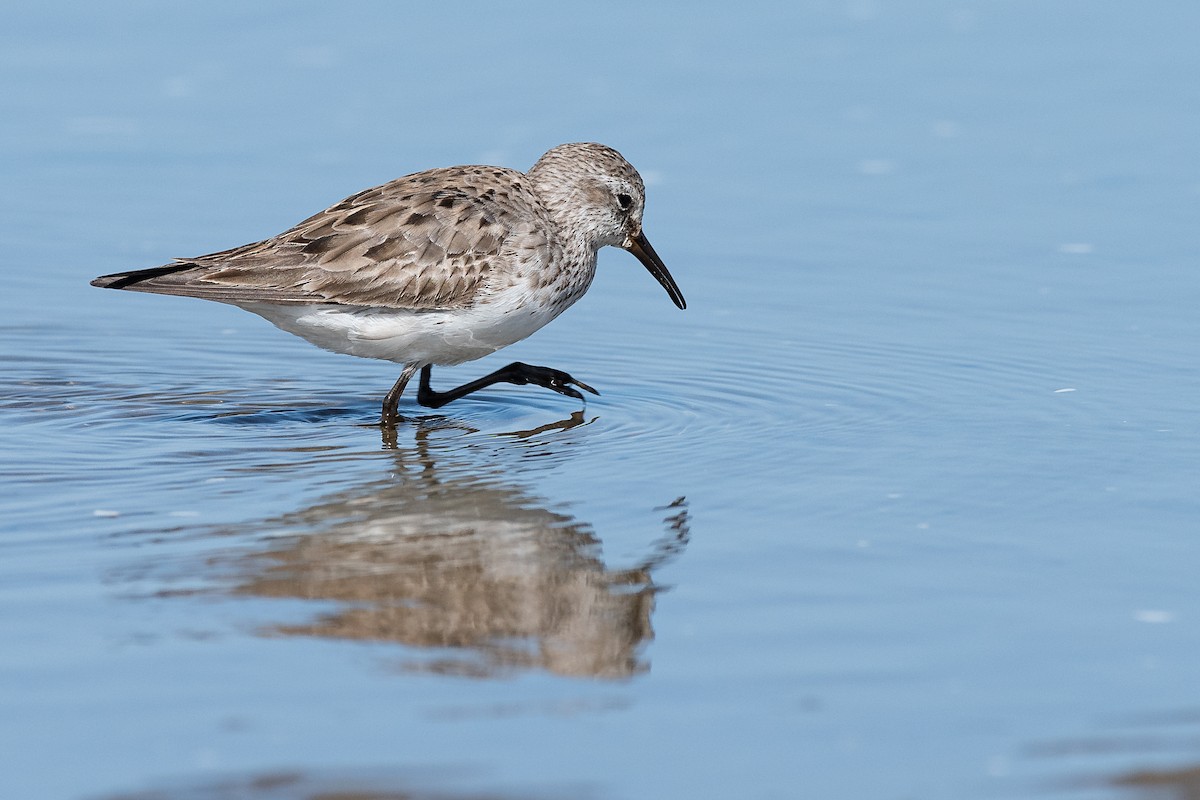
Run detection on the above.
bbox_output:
[3,3,1200,799]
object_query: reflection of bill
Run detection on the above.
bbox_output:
[227,418,690,680]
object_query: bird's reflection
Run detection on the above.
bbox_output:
[91,768,590,800]
[379,407,592,447]
[221,415,690,679]
[1022,708,1200,799]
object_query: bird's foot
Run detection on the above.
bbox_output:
[379,401,404,429]
[502,362,599,401]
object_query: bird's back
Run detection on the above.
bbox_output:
[92,164,561,312]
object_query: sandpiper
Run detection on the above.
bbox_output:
[91,143,685,425]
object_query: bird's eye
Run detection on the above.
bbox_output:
[616,193,633,211]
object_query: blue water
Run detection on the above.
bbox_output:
[3,2,1200,798]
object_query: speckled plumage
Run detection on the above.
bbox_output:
[92,142,685,423]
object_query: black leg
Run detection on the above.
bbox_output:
[380,364,419,426]
[417,363,599,409]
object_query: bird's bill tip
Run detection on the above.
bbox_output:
[625,230,686,310]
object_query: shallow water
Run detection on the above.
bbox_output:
[4,2,1200,799]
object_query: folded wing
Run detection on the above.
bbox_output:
[91,165,552,311]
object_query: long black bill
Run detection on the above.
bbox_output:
[625,230,686,310]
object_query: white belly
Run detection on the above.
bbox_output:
[237,291,565,367]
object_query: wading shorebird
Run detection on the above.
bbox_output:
[91,143,685,425]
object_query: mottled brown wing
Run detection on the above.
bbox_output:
[95,165,553,310]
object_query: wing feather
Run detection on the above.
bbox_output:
[91,166,553,310]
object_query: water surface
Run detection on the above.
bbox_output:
[3,2,1199,799]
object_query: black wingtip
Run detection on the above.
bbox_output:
[90,262,195,290]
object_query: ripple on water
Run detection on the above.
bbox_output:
[547,310,1085,466]
[1,303,1105,472]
